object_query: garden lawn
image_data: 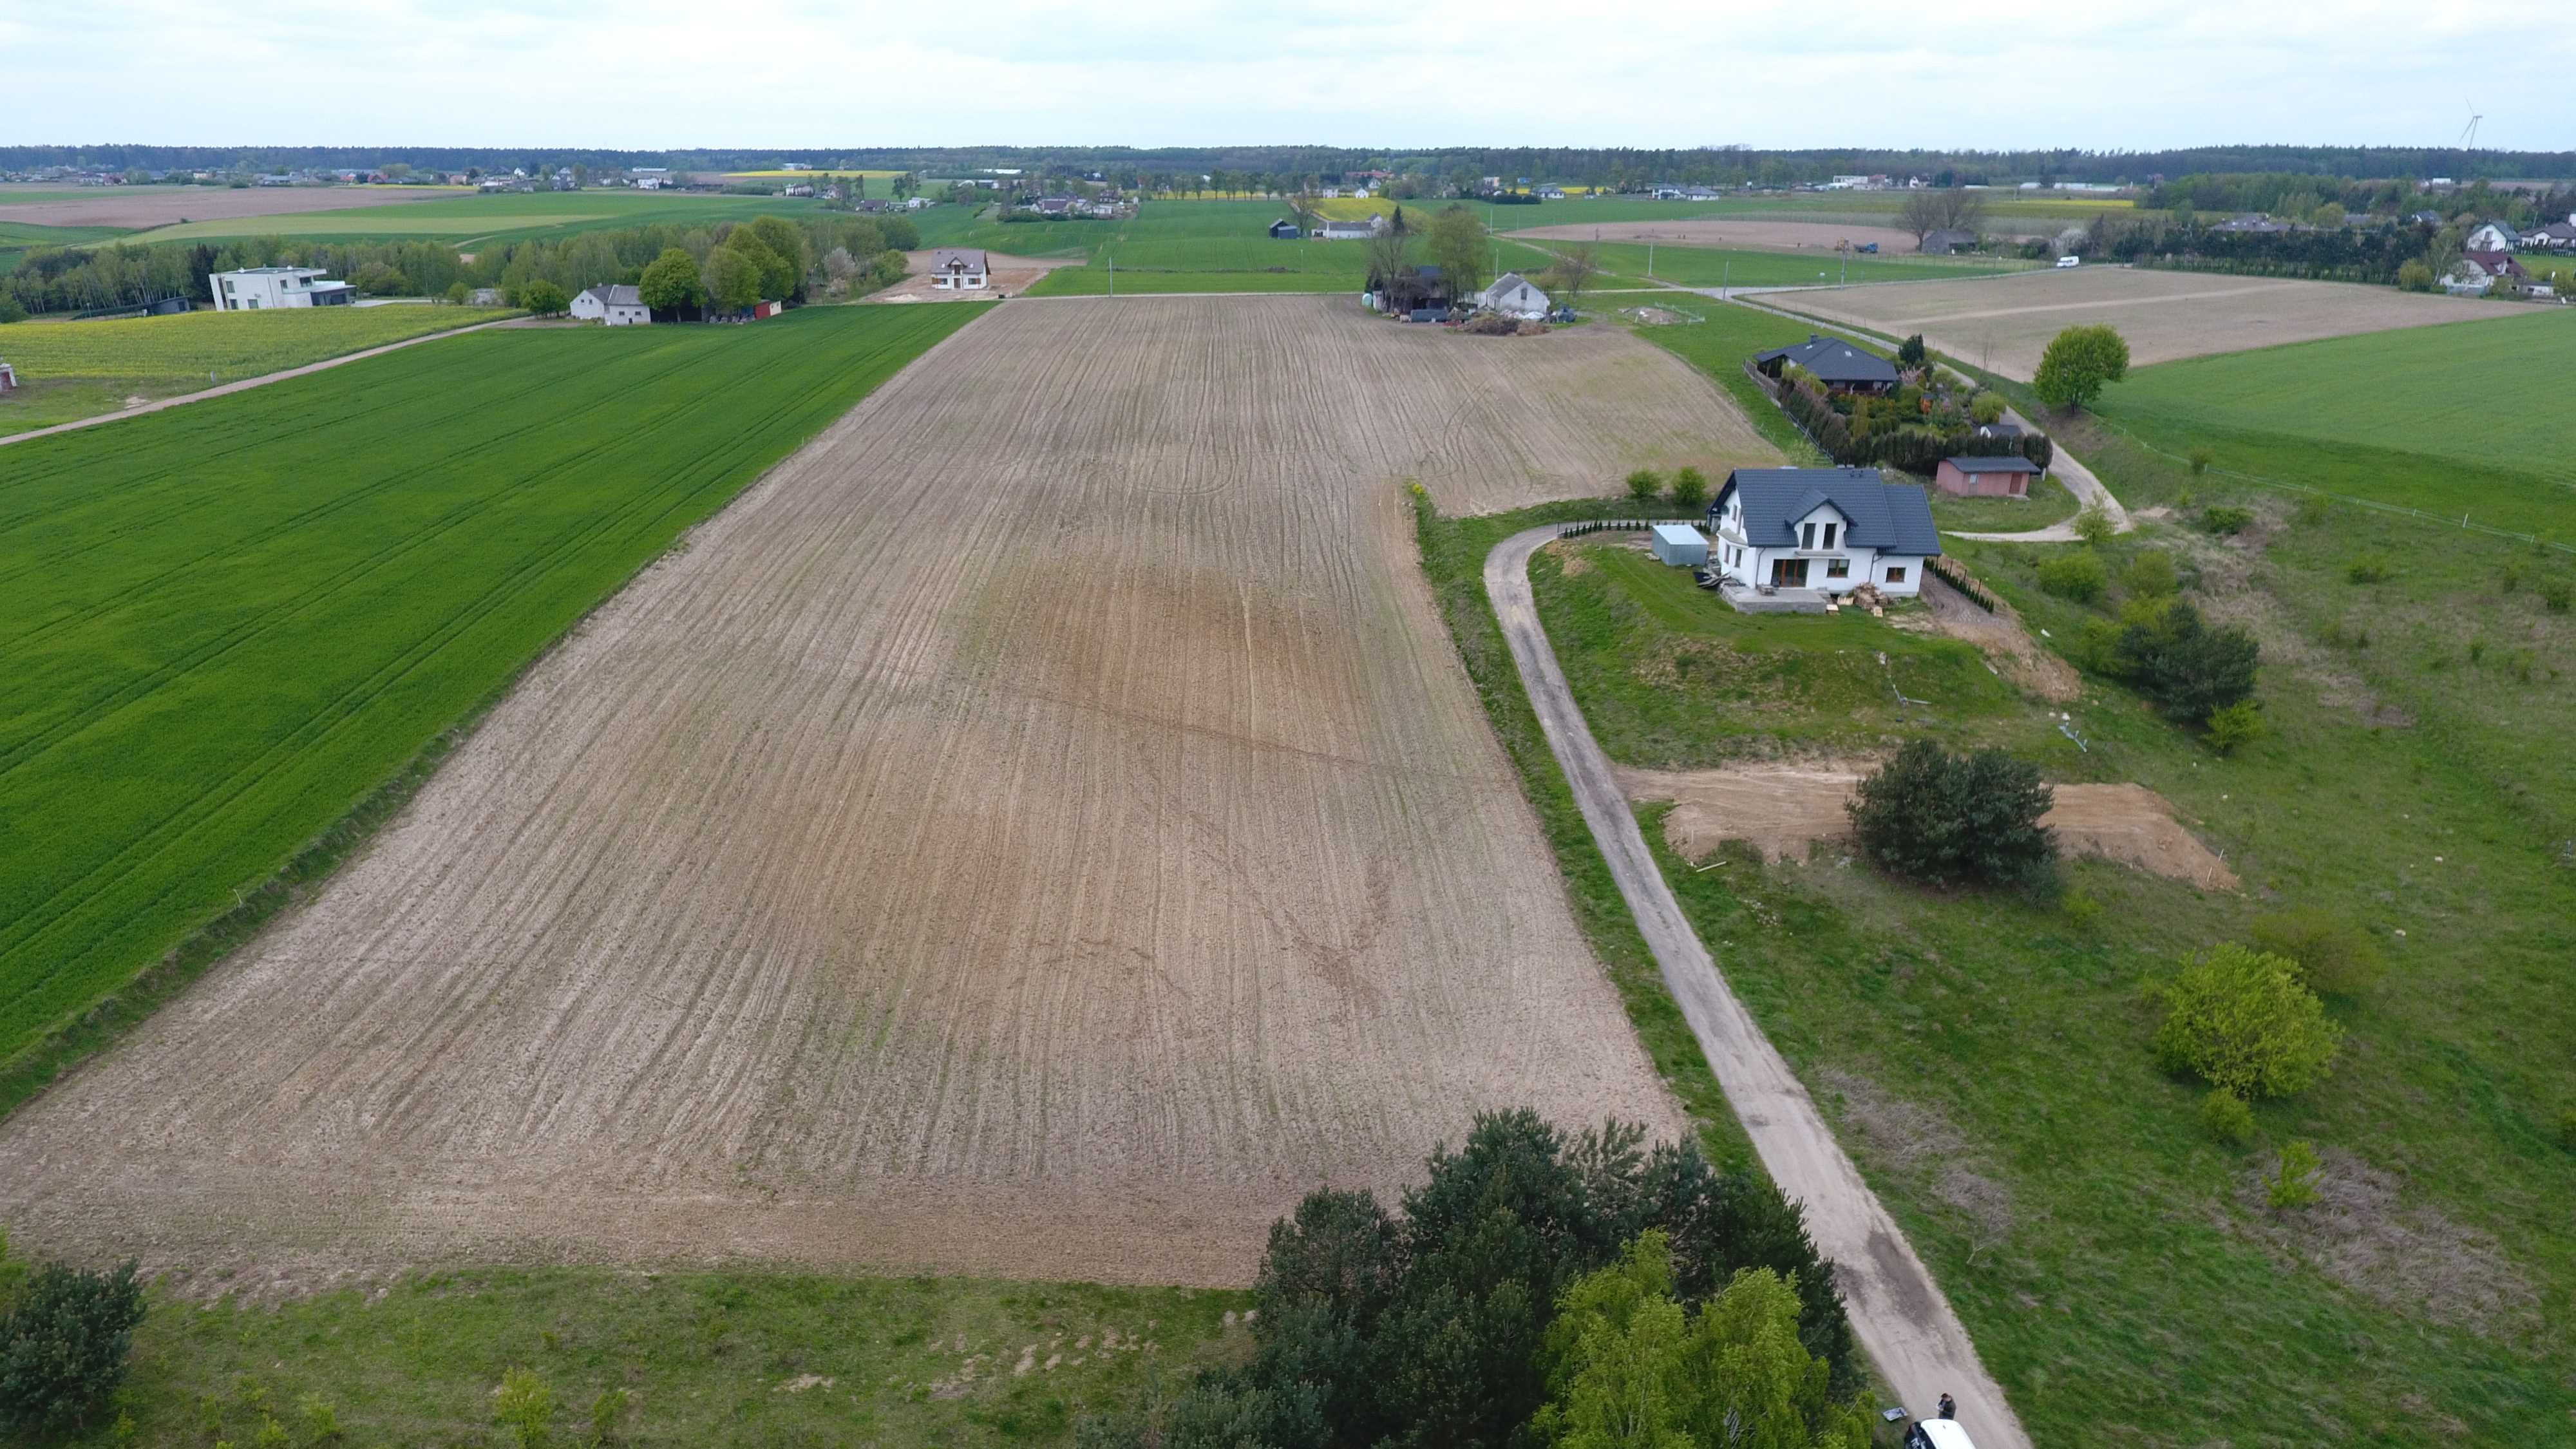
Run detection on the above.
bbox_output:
[48,1263,1244,1447]
[0,306,516,437]
[1508,424,2576,1441]
[2097,309,2576,537]
[0,303,978,1104]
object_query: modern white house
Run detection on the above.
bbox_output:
[2465,221,2520,252]
[209,267,355,310]
[1477,272,1552,319]
[570,284,651,325]
[929,249,989,289]
[1316,215,1387,240]
[1703,467,1940,599]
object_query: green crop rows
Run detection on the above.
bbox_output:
[0,304,514,381]
[0,303,976,1091]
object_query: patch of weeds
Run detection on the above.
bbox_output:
[2266,1140,2323,1210]
[2345,553,2393,584]
[2199,505,2255,536]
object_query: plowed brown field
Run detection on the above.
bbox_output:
[0,296,1758,1286]
[0,183,468,229]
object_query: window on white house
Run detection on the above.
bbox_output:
[1826,558,1850,578]
[1886,567,1908,583]
[1802,522,1817,549]
[1823,522,1839,549]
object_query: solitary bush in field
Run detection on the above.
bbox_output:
[1625,468,1664,504]
[2037,551,2108,603]
[1848,740,2056,890]
[2114,601,2259,719]
[2248,909,2385,998]
[2151,945,2341,1100]
[2122,550,2177,599]
[2543,578,2574,614]
[2266,1141,2323,1210]
[494,1369,554,1449]
[2345,553,2392,584]
[1669,466,1709,510]
[2295,494,2329,526]
[2032,323,2130,412]
[2071,504,2116,545]
[2204,699,2266,755]
[2186,447,2214,475]
[2199,505,2253,536]
[0,1259,146,1434]
[2199,1088,2256,1146]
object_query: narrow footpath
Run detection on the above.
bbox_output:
[1486,525,2032,1449]
[0,316,520,450]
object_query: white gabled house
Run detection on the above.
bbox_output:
[1476,272,1551,319]
[569,283,650,325]
[929,248,989,289]
[1704,467,1940,598]
[2465,221,2519,253]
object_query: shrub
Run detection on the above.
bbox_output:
[2186,446,2214,475]
[2204,699,2266,755]
[2345,553,2392,584]
[1847,739,2056,890]
[2061,887,2103,931]
[1669,466,1709,510]
[298,1395,341,1443]
[589,1388,629,1445]
[2032,323,2131,412]
[1625,468,1663,504]
[2199,505,2253,536]
[2396,258,2435,292]
[494,1368,554,1449]
[1970,390,2007,424]
[2121,549,2177,599]
[2247,909,2385,998]
[2199,1088,2256,1146]
[2295,494,2330,526]
[2114,600,2259,718]
[2071,504,2116,545]
[2266,1141,2323,1210]
[2543,578,2573,614]
[2150,944,2342,1100]
[1897,332,1927,366]
[2036,550,2108,603]
[0,1260,146,1434]
[516,280,570,317]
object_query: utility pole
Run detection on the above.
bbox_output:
[1107,253,1113,298]
[1648,241,1655,279]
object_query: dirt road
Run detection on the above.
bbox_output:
[1487,525,2032,1449]
[0,296,1754,1287]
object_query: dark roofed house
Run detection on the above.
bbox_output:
[1752,335,1899,395]
[1705,466,1940,603]
[1935,455,2041,498]
[1269,218,1302,239]
[1920,228,1978,254]
[1371,263,1451,321]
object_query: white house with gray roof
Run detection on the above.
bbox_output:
[1476,272,1551,319]
[570,283,650,325]
[1704,467,1940,599]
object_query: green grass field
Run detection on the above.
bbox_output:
[0,304,977,1101]
[1481,437,2576,1441]
[2097,311,2576,537]
[1,220,131,276]
[1494,193,2130,231]
[41,1260,1245,1446]
[0,306,516,437]
[118,190,826,245]
[1580,241,2033,289]
[1616,305,1835,461]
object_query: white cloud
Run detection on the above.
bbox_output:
[9,0,2572,151]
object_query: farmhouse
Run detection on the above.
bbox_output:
[1705,467,1939,598]
[1477,272,1551,319]
[929,249,990,290]
[2527,216,2576,249]
[1934,455,2041,498]
[209,266,355,310]
[1318,215,1387,240]
[2465,221,2520,252]
[1268,218,1302,239]
[571,284,650,326]
[1920,228,1979,254]
[1752,335,1899,395]
[1368,264,1452,321]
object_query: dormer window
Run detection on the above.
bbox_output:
[1802,522,1817,549]
[1823,522,1839,549]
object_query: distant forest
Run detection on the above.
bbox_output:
[6,144,2573,187]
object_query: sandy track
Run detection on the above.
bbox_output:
[1769,267,2524,381]
[1507,219,1925,254]
[1622,764,2238,889]
[0,185,467,230]
[0,296,1752,1285]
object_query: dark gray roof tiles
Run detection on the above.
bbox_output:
[1712,468,1942,557]
[1945,455,2040,473]
[1752,335,1900,386]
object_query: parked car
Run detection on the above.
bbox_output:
[1904,1418,1978,1449]
[2055,254,2081,269]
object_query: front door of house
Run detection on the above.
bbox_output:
[1770,558,1810,588]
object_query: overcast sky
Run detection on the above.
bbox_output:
[8,0,2571,154]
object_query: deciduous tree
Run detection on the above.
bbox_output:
[638,246,705,316]
[2032,323,2131,412]
[1424,204,1488,299]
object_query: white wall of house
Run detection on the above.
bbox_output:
[934,269,988,289]
[1705,498,1926,597]
[210,269,353,310]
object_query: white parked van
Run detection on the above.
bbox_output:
[1904,1418,1978,1449]
[2055,255,2081,269]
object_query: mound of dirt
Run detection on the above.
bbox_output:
[1623,763,2238,890]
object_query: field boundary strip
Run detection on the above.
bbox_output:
[0,316,523,449]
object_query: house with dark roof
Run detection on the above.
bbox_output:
[570,283,650,326]
[930,249,989,290]
[2465,221,2521,253]
[1705,467,1940,598]
[1919,228,1979,254]
[2528,216,2576,249]
[1935,455,2041,498]
[1752,335,1900,395]
[1370,263,1451,320]
[1268,218,1303,239]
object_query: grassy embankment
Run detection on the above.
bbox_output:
[1460,302,2576,1442]
[0,304,978,1113]
[37,1260,1245,1447]
[0,306,517,435]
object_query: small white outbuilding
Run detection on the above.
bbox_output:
[1650,522,1709,567]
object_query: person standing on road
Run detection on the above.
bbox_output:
[1938,1392,1957,1420]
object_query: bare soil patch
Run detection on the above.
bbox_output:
[1896,574,2081,701]
[1774,267,2523,381]
[0,296,1709,1286]
[876,251,1075,301]
[1624,763,2239,889]
[2230,1150,2540,1340]
[0,184,466,230]
[1507,218,1924,254]
[1821,1070,2018,1260]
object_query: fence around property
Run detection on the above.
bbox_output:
[1927,554,1998,611]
